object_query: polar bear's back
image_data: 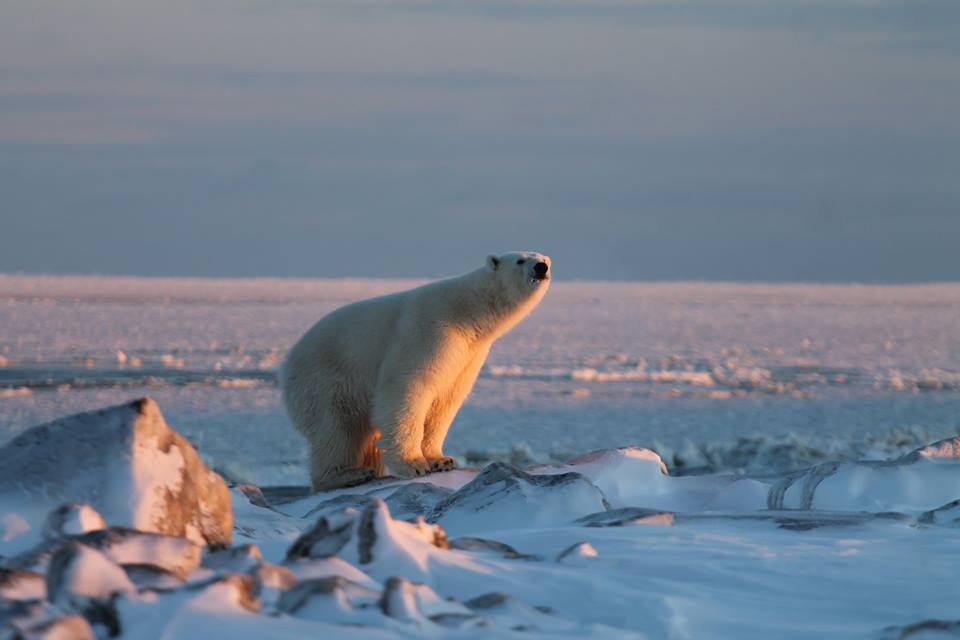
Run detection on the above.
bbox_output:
[283,290,404,385]
[281,277,461,390]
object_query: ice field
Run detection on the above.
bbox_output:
[2,274,959,485]
[1,274,959,638]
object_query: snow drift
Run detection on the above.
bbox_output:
[2,398,960,638]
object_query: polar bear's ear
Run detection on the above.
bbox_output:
[486,255,501,271]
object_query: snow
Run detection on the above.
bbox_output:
[2,407,960,637]
[1,275,960,637]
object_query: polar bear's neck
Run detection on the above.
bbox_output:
[439,268,546,343]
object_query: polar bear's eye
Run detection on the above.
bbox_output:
[517,259,526,265]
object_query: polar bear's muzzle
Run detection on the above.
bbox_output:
[532,261,550,282]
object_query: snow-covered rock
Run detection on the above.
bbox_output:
[767,458,960,512]
[12,527,201,581]
[44,543,133,636]
[378,576,475,628]
[577,507,676,527]
[0,567,46,601]
[7,613,97,640]
[554,541,599,564]
[448,536,541,560]
[201,544,262,574]
[121,563,185,591]
[41,504,106,541]
[917,499,960,526]
[275,575,382,626]
[530,447,768,512]
[463,592,576,633]
[902,436,960,463]
[248,562,298,610]
[5,396,960,639]
[427,462,610,535]
[301,482,455,522]
[287,499,451,582]
[0,398,232,553]
[45,543,135,605]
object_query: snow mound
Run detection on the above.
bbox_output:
[0,567,46,601]
[0,398,232,553]
[276,575,383,626]
[902,436,960,463]
[767,457,960,512]
[917,499,960,527]
[12,527,201,581]
[301,482,454,522]
[428,461,610,535]
[42,504,107,540]
[530,448,768,512]
[378,576,475,628]
[464,591,576,633]
[4,397,960,638]
[287,499,451,582]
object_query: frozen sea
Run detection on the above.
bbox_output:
[2,274,959,486]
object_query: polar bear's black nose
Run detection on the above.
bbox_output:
[534,262,549,277]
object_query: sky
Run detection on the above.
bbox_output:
[0,0,958,282]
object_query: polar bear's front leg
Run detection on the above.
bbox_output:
[372,377,432,478]
[421,349,488,472]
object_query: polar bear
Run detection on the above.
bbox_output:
[281,251,551,490]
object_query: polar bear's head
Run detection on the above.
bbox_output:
[485,251,552,304]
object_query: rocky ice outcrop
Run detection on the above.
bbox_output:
[0,496,582,637]
[3,397,960,638]
[0,398,232,552]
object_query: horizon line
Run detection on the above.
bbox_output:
[2,270,959,288]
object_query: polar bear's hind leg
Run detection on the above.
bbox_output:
[306,417,380,491]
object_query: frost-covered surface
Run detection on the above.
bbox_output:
[2,276,960,636]
[0,398,232,553]
[2,415,960,639]
[2,275,960,485]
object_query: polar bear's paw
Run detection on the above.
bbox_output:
[427,456,457,473]
[386,455,431,478]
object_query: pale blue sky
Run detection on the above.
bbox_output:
[1,0,958,281]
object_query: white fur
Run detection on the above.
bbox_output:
[281,251,552,489]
